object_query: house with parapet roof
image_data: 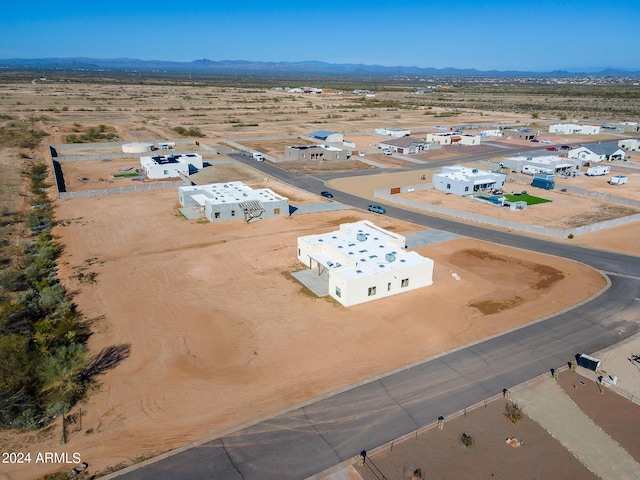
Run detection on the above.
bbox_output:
[425,132,481,146]
[618,138,640,151]
[179,181,289,223]
[500,155,581,175]
[433,165,506,196]
[549,123,600,135]
[284,144,347,161]
[297,220,434,307]
[375,128,411,137]
[140,153,203,179]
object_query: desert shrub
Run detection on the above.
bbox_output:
[505,401,524,424]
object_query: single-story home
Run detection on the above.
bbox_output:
[179,181,289,223]
[502,128,537,141]
[309,130,344,143]
[618,138,640,151]
[297,220,434,307]
[378,136,426,154]
[568,144,626,162]
[425,132,481,146]
[549,124,600,135]
[500,155,581,175]
[375,128,411,137]
[433,165,506,196]
[284,144,347,161]
[140,153,203,179]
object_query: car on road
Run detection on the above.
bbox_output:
[546,146,558,151]
[367,204,386,214]
[320,191,334,198]
[540,139,552,144]
[560,145,572,150]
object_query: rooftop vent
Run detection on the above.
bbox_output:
[357,233,367,242]
[385,252,396,263]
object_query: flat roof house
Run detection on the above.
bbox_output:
[425,132,481,146]
[502,128,537,141]
[378,136,426,154]
[284,144,347,161]
[549,123,600,135]
[375,128,411,137]
[297,220,434,307]
[141,153,203,179]
[433,165,506,196]
[618,138,640,151]
[568,144,626,162]
[179,181,289,223]
[500,155,581,174]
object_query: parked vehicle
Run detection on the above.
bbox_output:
[546,147,558,151]
[320,191,334,198]
[586,165,610,176]
[530,139,539,143]
[560,145,571,150]
[382,149,393,155]
[540,139,552,144]
[367,204,386,214]
[609,175,628,185]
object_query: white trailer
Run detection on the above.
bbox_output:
[522,165,552,175]
[609,175,628,185]
[586,165,610,176]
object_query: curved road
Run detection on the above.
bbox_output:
[112,153,640,480]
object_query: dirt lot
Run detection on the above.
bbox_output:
[1,176,605,478]
[0,82,638,479]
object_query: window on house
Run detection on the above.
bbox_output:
[368,286,376,296]
[301,153,305,158]
[214,212,220,218]
[335,287,341,298]
[231,210,235,217]
[464,186,469,192]
[387,282,391,291]
[401,278,409,288]
[446,183,451,189]
[336,154,340,160]
[163,170,169,175]
[274,208,280,215]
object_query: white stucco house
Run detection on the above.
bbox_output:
[297,220,434,307]
[141,153,204,179]
[618,138,640,151]
[568,144,626,163]
[179,181,289,222]
[433,165,506,196]
[549,124,600,135]
[375,128,411,137]
[500,155,581,175]
[425,132,481,146]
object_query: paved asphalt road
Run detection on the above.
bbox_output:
[112,151,640,479]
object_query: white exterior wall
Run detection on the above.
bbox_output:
[433,165,506,196]
[549,124,600,135]
[141,157,189,179]
[568,147,625,163]
[297,221,434,307]
[619,139,640,151]
[179,182,289,222]
[426,133,480,145]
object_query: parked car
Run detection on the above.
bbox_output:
[546,147,558,151]
[367,204,386,214]
[530,139,539,143]
[560,145,571,150]
[540,139,552,144]
[382,149,393,155]
[320,191,334,198]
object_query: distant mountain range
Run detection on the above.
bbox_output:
[0,57,639,78]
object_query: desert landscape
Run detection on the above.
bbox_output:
[0,79,639,480]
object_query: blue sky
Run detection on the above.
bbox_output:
[1,0,639,71]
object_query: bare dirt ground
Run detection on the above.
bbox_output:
[0,82,638,479]
[1,180,604,479]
